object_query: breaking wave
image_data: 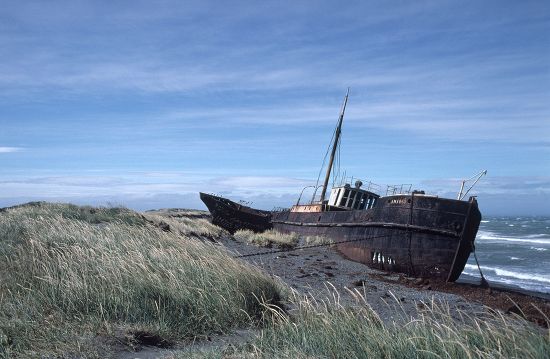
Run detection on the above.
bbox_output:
[476,230,550,245]
[464,264,550,284]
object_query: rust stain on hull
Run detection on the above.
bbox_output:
[199,192,272,234]
[200,193,481,282]
[271,194,481,282]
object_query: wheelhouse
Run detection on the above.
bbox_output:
[327,181,379,210]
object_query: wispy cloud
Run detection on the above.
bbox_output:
[421,176,550,197]
[0,147,22,153]
[1,172,549,214]
[1,1,548,214]
[0,171,311,211]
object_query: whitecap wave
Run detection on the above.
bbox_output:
[462,268,550,293]
[476,230,550,245]
[526,233,550,239]
[464,264,550,284]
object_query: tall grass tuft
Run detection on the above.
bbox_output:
[303,235,333,246]
[246,291,549,359]
[143,212,226,239]
[234,229,300,249]
[0,203,283,358]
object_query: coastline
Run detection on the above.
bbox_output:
[457,274,550,301]
[220,232,550,328]
[2,204,547,358]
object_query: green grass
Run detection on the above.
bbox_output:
[0,203,283,358]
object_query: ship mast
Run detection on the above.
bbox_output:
[319,88,349,203]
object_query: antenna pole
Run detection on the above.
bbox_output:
[319,88,349,203]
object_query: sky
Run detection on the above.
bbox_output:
[0,0,549,215]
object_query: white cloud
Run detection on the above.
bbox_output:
[1,172,549,214]
[421,176,550,197]
[0,147,21,153]
[212,176,310,192]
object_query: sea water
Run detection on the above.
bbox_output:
[458,216,550,294]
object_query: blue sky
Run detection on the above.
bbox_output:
[1,0,549,215]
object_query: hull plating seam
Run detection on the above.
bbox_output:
[270,220,460,237]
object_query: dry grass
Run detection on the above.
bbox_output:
[303,235,333,246]
[169,289,549,358]
[242,290,549,359]
[234,229,300,249]
[3,203,546,358]
[0,202,283,358]
[143,212,226,239]
[234,229,332,249]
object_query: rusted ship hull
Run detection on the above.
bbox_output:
[198,92,483,281]
[199,192,272,234]
[271,194,481,281]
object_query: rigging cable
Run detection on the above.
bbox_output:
[472,242,489,288]
[312,122,339,203]
[234,233,393,258]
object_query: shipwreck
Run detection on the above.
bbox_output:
[200,90,483,282]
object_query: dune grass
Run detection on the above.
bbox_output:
[234,229,300,249]
[170,290,549,359]
[2,203,547,358]
[239,291,549,359]
[0,203,283,358]
[143,212,226,239]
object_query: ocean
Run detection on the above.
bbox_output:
[458,216,550,294]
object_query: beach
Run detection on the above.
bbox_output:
[221,230,550,327]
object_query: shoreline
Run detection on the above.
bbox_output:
[3,203,546,359]
[457,274,550,301]
[219,233,550,327]
[146,208,549,327]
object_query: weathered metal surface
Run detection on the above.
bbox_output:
[198,92,482,281]
[199,192,272,234]
[290,204,325,212]
[200,191,481,281]
[271,194,481,281]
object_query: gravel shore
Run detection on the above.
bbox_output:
[221,235,549,327]
[115,211,549,358]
